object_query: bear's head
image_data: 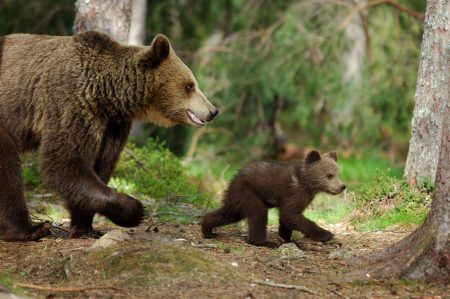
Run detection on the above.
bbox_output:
[304,150,346,195]
[134,34,218,128]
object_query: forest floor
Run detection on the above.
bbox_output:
[0,221,448,299]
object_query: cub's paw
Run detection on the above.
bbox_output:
[307,230,334,242]
[70,227,104,239]
[248,239,277,248]
[103,194,145,227]
[202,231,218,239]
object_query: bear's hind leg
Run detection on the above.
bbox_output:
[0,129,51,241]
[201,205,242,238]
[242,194,269,246]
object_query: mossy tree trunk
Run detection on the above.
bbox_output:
[404,0,449,186]
[73,0,131,43]
[349,0,449,284]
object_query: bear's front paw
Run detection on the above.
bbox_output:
[307,230,334,242]
[103,194,145,227]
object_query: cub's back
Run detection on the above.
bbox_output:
[228,161,295,201]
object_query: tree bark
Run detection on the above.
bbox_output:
[73,0,132,43]
[404,0,449,186]
[348,0,449,284]
[128,0,148,140]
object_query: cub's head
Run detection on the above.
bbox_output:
[134,34,218,127]
[304,150,346,195]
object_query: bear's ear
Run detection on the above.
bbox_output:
[323,151,338,162]
[305,150,321,164]
[138,34,171,69]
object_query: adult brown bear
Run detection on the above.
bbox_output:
[0,31,218,241]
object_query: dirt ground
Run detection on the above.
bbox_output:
[0,221,448,299]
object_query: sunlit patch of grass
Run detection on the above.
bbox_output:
[305,194,354,224]
[353,209,428,231]
[339,153,403,189]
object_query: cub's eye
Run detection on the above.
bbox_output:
[327,173,333,179]
[185,83,194,92]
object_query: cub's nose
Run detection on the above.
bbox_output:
[208,108,219,121]
[340,184,347,192]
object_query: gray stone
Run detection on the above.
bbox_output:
[328,248,353,260]
[278,243,306,258]
[89,229,131,250]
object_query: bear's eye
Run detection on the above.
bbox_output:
[185,83,195,93]
[327,173,334,179]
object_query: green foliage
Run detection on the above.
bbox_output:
[351,170,432,231]
[113,139,211,210]
[21,155,43,190]
[0,0,74,36]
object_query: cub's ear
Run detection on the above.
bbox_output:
[138,34,171,69]
[305,150,321,164]
[323,151,338,162]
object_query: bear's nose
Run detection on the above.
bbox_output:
[209,108,219,121]
[340,184,347,192]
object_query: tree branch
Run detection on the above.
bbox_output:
[340,0,424,30]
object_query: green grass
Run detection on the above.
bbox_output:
[353,208,428,231]
[350,170,432,231]
[339,152,403,189]
[305,194,354,224]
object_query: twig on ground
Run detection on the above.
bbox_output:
[332,289,344,298]
[16,283,127,294]
[190,241,218,249]
[253,280,316,295]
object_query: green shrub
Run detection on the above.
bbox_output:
[351,170,432,230]
[112,139,212,222]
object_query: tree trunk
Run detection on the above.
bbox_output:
[403,0,449,186]
[348,0,449,284]
[73,0,131,43]
[128,0,148,140]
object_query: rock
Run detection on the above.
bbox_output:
[89,229,131,250]
[328,248,353,260]
[278,243,306,258]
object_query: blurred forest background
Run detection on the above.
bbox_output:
[0,0,430,230]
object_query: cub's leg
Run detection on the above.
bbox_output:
[280,208,334,242]
[69,121,132,238]
[201,205,242,238]
[278,220,293,243]
[0,129,51,241]
[239,190,269,246]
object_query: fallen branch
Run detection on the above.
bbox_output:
[16,283,126,293]
[190,241,218,249]
[253,280,316,295]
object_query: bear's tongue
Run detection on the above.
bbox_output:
[187,110,205,126]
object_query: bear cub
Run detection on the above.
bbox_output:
[202,150,346,246]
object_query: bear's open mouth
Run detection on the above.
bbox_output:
[187,109,206,127]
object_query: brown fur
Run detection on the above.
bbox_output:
[0,31,218,241]
[202,150,346,246]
